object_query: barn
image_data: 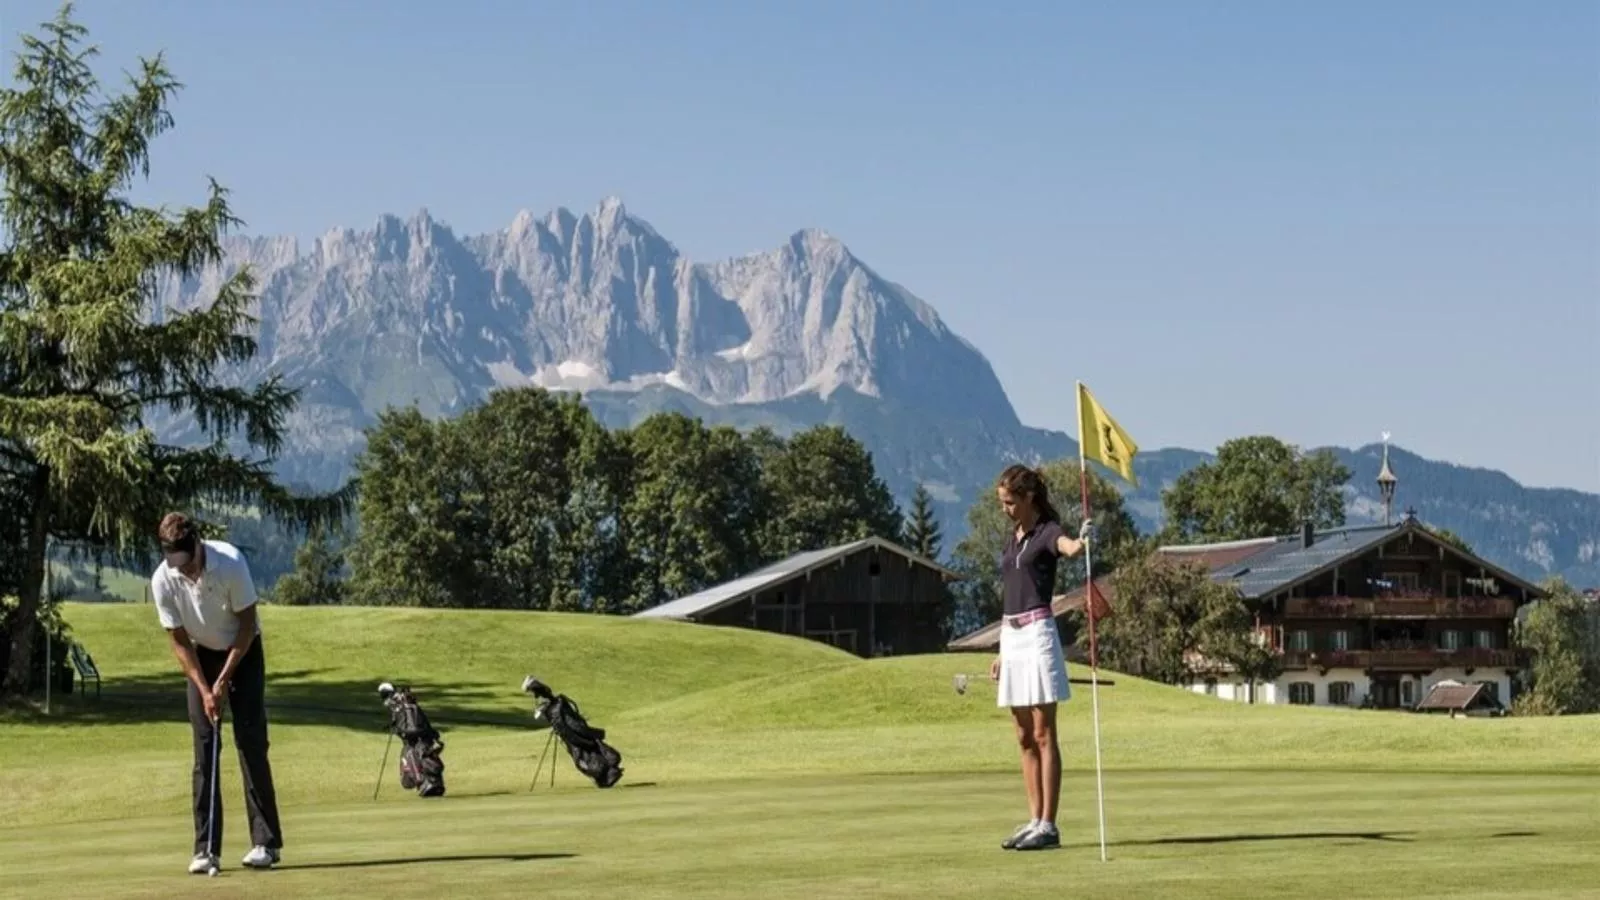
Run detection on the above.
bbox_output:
[631,537,961,657]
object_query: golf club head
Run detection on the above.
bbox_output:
[521,675,554,701]
[377,681,396,701]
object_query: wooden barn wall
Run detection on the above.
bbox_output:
[693,547,951,657]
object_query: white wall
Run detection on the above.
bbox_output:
[1187,667,1512,708]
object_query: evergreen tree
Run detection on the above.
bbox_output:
[270,524,348,606]
[0,5,348,695]
[905,483,943,559]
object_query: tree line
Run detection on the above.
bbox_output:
[284,392,904,614]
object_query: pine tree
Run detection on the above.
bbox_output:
[0,4,349,695]
[905,483,943,559]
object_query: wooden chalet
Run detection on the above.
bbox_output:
[631,537,961,657]
[1175,513,1544,708]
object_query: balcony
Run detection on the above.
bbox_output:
[1284,596,1516,620]
[1280,647,1522,671]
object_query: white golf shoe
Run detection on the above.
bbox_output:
[241,845,280,869]
[188,852,219,875]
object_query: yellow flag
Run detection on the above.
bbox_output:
[1077,382,1139,486]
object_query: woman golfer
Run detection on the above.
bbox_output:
[988,464,1092,851]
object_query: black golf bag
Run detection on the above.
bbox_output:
[522,676,623,788]
[379,683,446,797]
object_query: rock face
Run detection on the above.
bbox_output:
[150,198,1600,588]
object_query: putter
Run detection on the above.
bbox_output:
[205,714,221,876]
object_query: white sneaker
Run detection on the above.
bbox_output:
[188,852,219,875]
[241,846,280,869]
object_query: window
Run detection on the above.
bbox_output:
[1328,682,1354,705]
[1439,630,1461,651]
[1475,630,1494,649]
[1289,630,1310,652]
[1383,572,1421,592]
[1330,630,1350,651]
[1401,680,1415,706]
[1442,571,1462,598]
[1288,682,1315,705]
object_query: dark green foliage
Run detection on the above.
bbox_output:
[1513,578,1600,716]
[904,484,942,560]
[1088,550,1281,687]
[269,524,348,606]
[343,391,902,612]
[753,425,904,559]
[1161,435,1351,543]
[0,5,348,695]
[619,413,764,614]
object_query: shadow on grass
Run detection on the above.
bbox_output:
[1118,831,1417,846]
[1102,828,1542,849]
[1,669,544,734]
[282,852,575,871]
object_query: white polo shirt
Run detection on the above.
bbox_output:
[150,539,262,652]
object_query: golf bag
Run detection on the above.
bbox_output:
[522,676,624,788]
[378,682,446,797]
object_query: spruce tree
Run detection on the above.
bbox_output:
[0,4,348,695]
[905,483,943,559]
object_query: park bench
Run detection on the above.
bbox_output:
[69,642,101,700]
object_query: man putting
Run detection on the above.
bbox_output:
[150,512,284,874]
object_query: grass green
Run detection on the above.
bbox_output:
[3,603,1598,899]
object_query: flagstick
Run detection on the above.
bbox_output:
[1076,381,1109,863]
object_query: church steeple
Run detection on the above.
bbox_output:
[1377,431,1398,526]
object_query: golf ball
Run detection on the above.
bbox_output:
[207,867,219,877]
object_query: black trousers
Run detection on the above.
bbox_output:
[187,637,283,856]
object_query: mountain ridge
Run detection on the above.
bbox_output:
[147,197,1600,588]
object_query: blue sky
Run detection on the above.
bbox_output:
[4,1,1596,491]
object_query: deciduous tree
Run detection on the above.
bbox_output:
[620,412,763,613]
[1513,578,1600,715]
[1161,435,1350,543]
[1090,550,1279,689]
[755,425,902,559]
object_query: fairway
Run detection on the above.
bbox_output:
[3,604,1598,899]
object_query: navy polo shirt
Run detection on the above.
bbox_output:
[1001,519,1065,617]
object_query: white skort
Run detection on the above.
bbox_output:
[997,615,1072,708]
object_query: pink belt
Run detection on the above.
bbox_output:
[1004,608,1052,628]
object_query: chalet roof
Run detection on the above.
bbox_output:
[1416,680,1496,712]
[1159,518,1546,602]
[1187,524,1401,599]
[946,578,1114,653]
[632,536,961,621]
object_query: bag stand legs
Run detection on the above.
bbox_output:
[529,729,557,792]
[372,731,395,801]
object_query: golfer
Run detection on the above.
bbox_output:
[150,512,284,874]
[988,464,1092,851]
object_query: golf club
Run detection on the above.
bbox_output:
[205,714,221,876]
